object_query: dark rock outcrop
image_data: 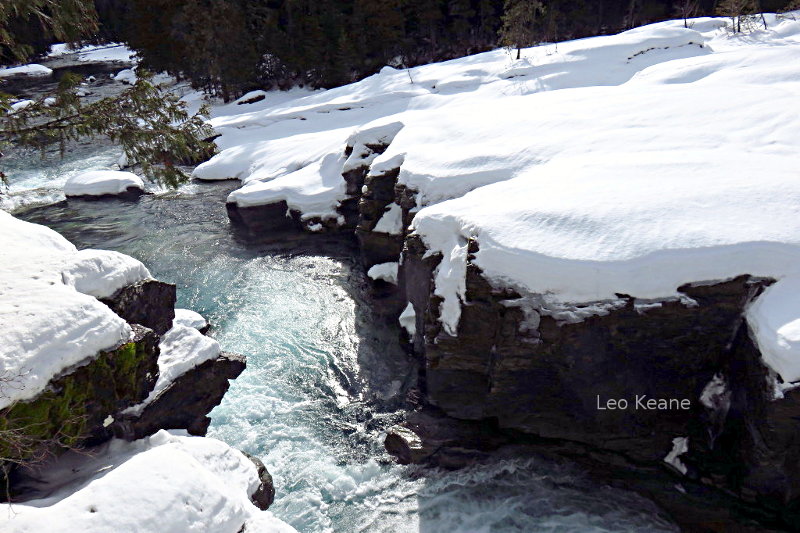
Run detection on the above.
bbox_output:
[390,234,800,528]
[118,352,246,439]
[0,325,159,472]
[102,279,176,336]
[65,186,146,201]
[386,407,509,469]
[242,452,276,510]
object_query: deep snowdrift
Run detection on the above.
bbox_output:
[0,211,151,409]
[196,14,800,381]
[0,431,296,533]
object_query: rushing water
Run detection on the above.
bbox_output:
[5,60,679,533]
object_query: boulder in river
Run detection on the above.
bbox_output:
[64,170,145,200]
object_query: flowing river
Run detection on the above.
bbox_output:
[3,61,678,533]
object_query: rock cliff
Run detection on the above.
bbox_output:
[223,134,800,528]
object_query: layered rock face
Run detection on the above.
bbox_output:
[226,135,800,526]
[396,236,800,526]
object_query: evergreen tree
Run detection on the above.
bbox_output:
[448,0,477,52]
[353,0,406,73]
[0,1,214,188]
[500,0,546,59]
[0,0,98,62]
[172,0,261,100]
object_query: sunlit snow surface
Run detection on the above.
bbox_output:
[18,181,675,532]
[190,14,800,381]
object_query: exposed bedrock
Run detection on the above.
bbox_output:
[394,236,800,526]
[243,452,277,511]
[2,275,249,501]
[101,279,177,336]
[118,352,246,439]
[226,200,301,238]
[0,325,160,474]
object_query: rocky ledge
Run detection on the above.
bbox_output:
[1,275,272,509]
[394,237,800,527]
[222,131,800,528]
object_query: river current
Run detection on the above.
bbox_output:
[4,63,678,533]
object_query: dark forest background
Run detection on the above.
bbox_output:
[3,0,793,99]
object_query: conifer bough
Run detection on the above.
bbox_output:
[0,0,215,189]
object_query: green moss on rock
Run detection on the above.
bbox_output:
[0,325,158,468]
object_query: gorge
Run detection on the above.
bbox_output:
[3,11,800,533]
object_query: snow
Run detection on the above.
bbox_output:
[0,212,151,410]
[123,325,221,417]
[49,43,136,63]
[699,374,728,410]
[64,170,144,197]
[113,68,138,85]
[9,99,34,112]
[227,152,348,221]
[399,303,417,337]
[196,14,800,379]
[0,64,52,78]
[367,262,399,284]
[61,249,151,298]
[174,308,209,331]
[373,203,404,235]
[663,437,689,475]
[0,430,296,533]
[747,278,800,382]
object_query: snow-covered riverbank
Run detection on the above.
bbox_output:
[4,11,800,531]
[196,13,800,384]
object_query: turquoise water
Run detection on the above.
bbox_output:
[5,61,678,531]
[15,180,677,533]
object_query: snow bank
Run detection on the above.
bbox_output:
[174,308,209,331]
[0,64,52,78]
[64,170,144,197]
[0,431,296,533]
[113,68,138,85]
[199,15,800,379]
[0,211,151,410]
[367,262,399,284]
[49,43,136,63]
[747,279,800,382]
[227,152,348,221]
[124,325,221,417]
